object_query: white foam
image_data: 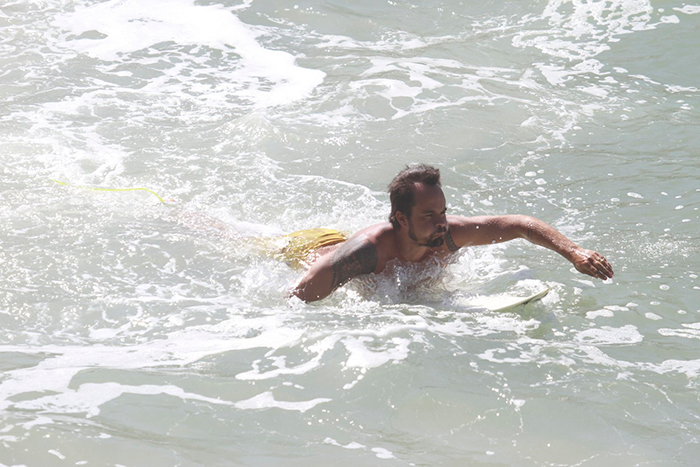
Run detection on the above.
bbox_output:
[21,416,53,430]
[227,321,430,385]
[236,353,325,381]
[514,0,656,61]
[479,348,533,365]
[675,5,700,15]
[586,309,614,319]
[51,0,324,108]
[13,382,234,417]
[36,132,128,185]
[48,450,66,460]
[324,437,393,459]
[604,306,630,312]
[647,359,700,378]
[343,335,413,370]
[473,315,541,336]
[575,325,643,345]
[342,54,526,121]
[659,323,700,340]
[372,447,396,459]
[0,313,305,412]
[324,438,366,450]
[660,15,680,23]
[13,380,327,416]
[233,391,330,412]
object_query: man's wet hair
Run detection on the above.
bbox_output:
[388,164,441,229]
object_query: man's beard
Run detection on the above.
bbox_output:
[408,222,446,248]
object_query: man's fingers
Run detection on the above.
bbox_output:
[597,256,614,278]
[576,250,614,280]
[594,258,613,279]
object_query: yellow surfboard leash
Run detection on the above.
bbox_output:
[51,179,167,204]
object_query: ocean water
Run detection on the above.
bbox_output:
[1,0,699,465]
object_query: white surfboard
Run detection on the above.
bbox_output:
[457,288,550,312]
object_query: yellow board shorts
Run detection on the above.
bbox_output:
[267,228,348,268]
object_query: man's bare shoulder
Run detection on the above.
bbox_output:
[350,222,394,243]
[343,222,397,268]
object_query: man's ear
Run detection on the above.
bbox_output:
[395,211,409,228]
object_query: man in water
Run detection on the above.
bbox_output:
[290,164,614,302]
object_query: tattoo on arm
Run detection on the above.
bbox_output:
[525,222,535,242]
[445,229,460,253]
[330,237,378,290]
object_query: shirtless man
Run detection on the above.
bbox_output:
[290,164,614,302]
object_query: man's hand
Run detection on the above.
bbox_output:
[571,248,614,280]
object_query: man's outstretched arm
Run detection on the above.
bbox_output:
[449,214,614,280]
[290,235,379,302]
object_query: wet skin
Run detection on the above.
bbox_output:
[290,182,614,302]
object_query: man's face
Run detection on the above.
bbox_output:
[406,183,448,248]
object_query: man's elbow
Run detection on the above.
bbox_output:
[511,214,540,240]
[288,284,327,303]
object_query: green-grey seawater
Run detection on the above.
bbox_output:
[1,0,699,465]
